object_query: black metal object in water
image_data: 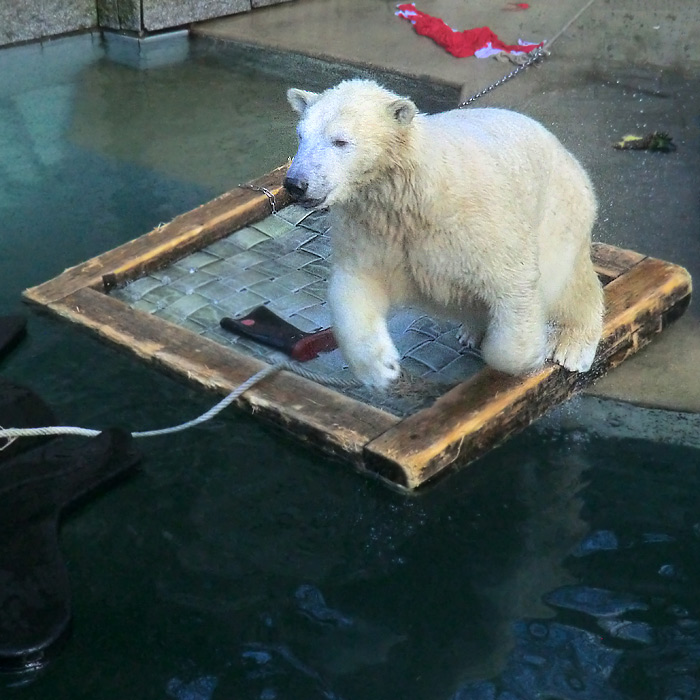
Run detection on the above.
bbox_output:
[0,316,26,365]
[0,318,141,673]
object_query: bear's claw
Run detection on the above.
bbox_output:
[346,338,401,390]
[553,337,598,373]
[457,325,484,350]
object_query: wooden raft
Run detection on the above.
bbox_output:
[23,166,692,490]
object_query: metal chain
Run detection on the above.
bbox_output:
[458,45,547,108]
[239,183,278,214]
[238,184,321,227]
[458,0,598,108]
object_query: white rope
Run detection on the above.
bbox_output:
[0,188,353,445]
[0,361,360,443]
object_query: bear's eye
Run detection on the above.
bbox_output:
[332,138,350,148]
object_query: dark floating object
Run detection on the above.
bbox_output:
[0,315,27,364]
[0,412,140,672]
[0,317,141,673]
[0,380,56,462]
[614,131,676,152]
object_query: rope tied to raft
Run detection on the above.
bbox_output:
[0,361,361,443]
[0,185,356,447]
[0,427,17,451]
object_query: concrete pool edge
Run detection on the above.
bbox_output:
[539,394,700,450]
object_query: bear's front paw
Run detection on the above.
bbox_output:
[347,339,401,390]
[553,335,598,373]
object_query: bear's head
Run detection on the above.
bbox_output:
[284,80,418,208]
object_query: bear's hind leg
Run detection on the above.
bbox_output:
[481,295,548,375]
[549,250,604,373]
[457,302,489,351]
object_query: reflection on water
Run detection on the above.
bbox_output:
[0,34,298,310]
[454,437,700,699]
[1,34,700,700]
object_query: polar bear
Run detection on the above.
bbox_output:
[284,79,604,389]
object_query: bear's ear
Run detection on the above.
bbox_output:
[389,98,417,125]
[287,88,320,115]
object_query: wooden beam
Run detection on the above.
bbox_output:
[592,242,646,283]
[38,287,399,472]
[23,167,290,306]
[363,256,692,489]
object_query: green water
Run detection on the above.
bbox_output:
[2,34,700,700]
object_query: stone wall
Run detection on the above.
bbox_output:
[0,0,291,47]
[97,0,256,33]
[1,0,95,46]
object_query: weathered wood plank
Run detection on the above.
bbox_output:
[23,166,290,306]
[363,257,692,489]
[38,287,400,469]
[592,242,646,283]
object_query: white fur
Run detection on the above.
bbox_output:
[286,80,604,389]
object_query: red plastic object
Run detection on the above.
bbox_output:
[220,307,338,362]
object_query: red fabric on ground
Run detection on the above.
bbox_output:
[396,3,542,58]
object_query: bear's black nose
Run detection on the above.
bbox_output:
[283,177,308,201]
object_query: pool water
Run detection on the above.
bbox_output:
[2,33,700,700]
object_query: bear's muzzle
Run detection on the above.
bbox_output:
[283,176,308,201]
